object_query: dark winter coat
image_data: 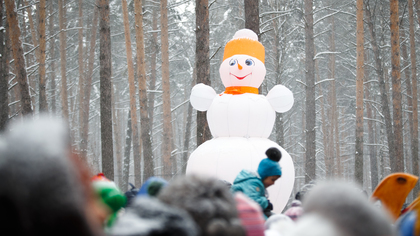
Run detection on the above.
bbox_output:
[231,170,268,211]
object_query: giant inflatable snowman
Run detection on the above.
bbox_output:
[186,29,295,213]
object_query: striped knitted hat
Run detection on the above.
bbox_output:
[234,192,265,236]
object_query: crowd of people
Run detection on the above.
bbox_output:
[0,116,415,236]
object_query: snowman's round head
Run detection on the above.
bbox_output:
[220,29,266,89]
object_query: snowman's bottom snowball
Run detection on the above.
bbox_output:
[186,137,295,213]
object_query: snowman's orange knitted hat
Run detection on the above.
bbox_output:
[222,29,265,64]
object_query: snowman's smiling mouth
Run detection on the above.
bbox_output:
[231,73,252,80]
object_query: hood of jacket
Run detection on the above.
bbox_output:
[233,170,261,185]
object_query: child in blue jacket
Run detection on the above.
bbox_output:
[231,147,282,218]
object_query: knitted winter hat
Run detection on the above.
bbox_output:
[137,176,168,197]
[257,147,282,180]
[234,192,265,236]
[223,29,265,63]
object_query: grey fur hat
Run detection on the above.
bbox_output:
[158,175,246,236]
[109,197,198,236]
[289,181,396,236]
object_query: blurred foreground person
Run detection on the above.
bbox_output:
[264,214,295,236]
[109,197,198,236]
[288,181,396,236]
[0,116,104,236]
[283,200,303,221]
[158,175,246,236]
[91,173,126,227]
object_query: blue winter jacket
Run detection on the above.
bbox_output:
[231,170,268,210]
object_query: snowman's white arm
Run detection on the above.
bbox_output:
[266,85,295,113]
[189,83,217,111]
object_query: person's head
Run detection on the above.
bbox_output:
[0,116,103,236]
[109,197,198,236]
[264,214,295,235]
[137,176,168,198]
[124,183,139,207]
[289,180,396,236]
[158,175,246,236]
[284,200,304,221]
[263,175,281,188]
[257,147,282,188]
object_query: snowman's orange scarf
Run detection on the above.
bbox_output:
[224,86,259,95]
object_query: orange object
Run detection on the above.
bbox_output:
[223,38,265,64]
[224,86,259,95]
[371,172,418,221]
[406,196,420,211]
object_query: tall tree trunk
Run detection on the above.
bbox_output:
[0,0,8,131]
[304,0,316,183]
[365,2,395,166]
[329,14,341,177]
[401,19,412,173]
[121,0,142,186]
[135,0,154,181]
[38,0,47,112]
[182,102,194,174]
[115,110,124,188]
[273,12,285,146]
[112,82,123,188]
[409,0,419,194]
[122,110,132,191]
[196,0,211,146]
[5,0,32,115]
[22,0,39,105]
[161,0,173,179]
[59,0,69,120]
[317,56,332,177]
[23,0,40,61]
[80,2,99,159]
[5,10,13,117]
[355,0,364,185]
[22,0,36,109]
[182,66,197,174]
[365,51,378,191]
[147,7,158,132]
[390,0,404,172]
[244,0,259,38]
[99,0,114,180]
[49,2,57,114]
[401,23,413,199]
[78,0,85,145]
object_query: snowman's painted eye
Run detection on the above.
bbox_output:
[245,59,254,66]
[229,59,237,66]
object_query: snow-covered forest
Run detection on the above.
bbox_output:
[1,0,419,201]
